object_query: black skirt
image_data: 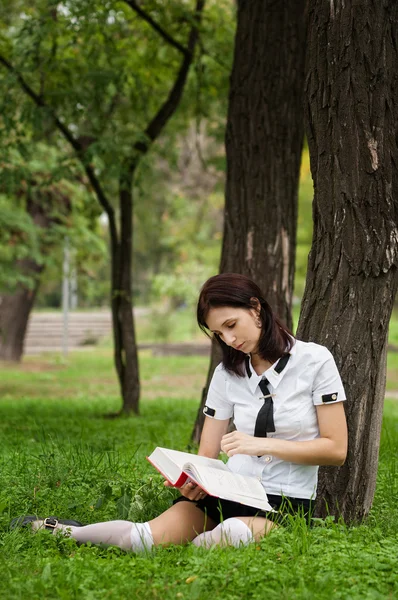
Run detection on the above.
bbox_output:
[173,493,313,525]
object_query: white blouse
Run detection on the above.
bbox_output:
[203,339,346,500]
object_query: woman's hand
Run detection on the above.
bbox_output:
[221,403,348,466]
[164,479,207,501]
[221,431,267,457]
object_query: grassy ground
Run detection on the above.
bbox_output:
[0,350,397,600]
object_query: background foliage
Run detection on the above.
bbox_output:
[0,0,234,308]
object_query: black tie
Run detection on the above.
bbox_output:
[246,353,291,439]
[255,377,275,437]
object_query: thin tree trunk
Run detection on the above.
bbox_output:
[192,0,307,442]
[106,1,206,415]
[298,0,398,521]
[116,164,140,414]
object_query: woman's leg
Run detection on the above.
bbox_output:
[30,501,217,551]
[31,519,150,551]
[236,516,276,540]
[149,500,217,545]
[192,515,275,548]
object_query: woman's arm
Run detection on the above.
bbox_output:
[220,402,347,466]
[198,416,230,458]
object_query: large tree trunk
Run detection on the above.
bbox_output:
[0,262,42,361]
[192,0,307,442]
[298,0,398,521]
[0,195,69,362]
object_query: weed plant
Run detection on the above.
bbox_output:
[0,351,397,599]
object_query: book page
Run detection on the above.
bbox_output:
[147,447,229,485]
[160,448,229,473]
[185,465,267,501]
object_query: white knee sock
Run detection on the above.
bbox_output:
[192,518,254,548]
[44,520,154,552]
[130,522,154,553]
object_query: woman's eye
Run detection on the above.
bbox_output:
[227,323,235,329]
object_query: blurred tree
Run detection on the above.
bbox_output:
[0,0,207,413]
[0,142,106,360]
[192,0,307,441]
[298,0,398,520]
[0,189,70,361]
[134,120,226,304]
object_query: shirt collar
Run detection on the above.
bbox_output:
[245,339,296,394]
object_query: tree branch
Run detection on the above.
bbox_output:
[123,0,189,56]
[133,0,206,157]
[0,55,116,224]
[199,39,230,71]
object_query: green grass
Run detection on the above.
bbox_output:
[0,350,397,599]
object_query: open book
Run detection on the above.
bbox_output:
[147,447,274,512]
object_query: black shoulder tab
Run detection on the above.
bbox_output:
[322,392,338,403]
[203,405,216,417]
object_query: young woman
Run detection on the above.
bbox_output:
[13,273,348,551]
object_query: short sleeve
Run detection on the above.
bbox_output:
[203,364,234,420]
[312,347,346,406]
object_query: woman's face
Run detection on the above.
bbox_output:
[206,305,261,354]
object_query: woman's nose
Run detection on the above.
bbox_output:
[224,332,236,346]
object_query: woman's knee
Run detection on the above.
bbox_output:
[235,516,276,540]
[192,517,254,548]
[149,501,215,546]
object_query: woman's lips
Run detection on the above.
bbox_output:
[235,342,245,351]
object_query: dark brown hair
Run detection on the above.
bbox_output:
[197,273,294,376]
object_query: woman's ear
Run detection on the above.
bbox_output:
[249,297,261,316]
[250,298,262,329]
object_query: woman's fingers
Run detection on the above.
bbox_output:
[221,431,251,455]
[220,431,237,452]
[192,490,207,501]
[180,481,207,501]
[164,478,207,500]
[221,439,237,455]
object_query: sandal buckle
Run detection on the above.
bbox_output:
[44,517,58,529]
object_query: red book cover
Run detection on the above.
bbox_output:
[146,455,189,487]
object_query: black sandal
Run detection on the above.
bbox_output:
[10,515,84,531]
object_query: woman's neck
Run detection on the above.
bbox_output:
[250,353,274,376]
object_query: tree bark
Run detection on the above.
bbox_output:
[298,0,398,521]
[111,163,140,414]
[192,0,307,442]
[0,262,42,361]
[0,195,69,362]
